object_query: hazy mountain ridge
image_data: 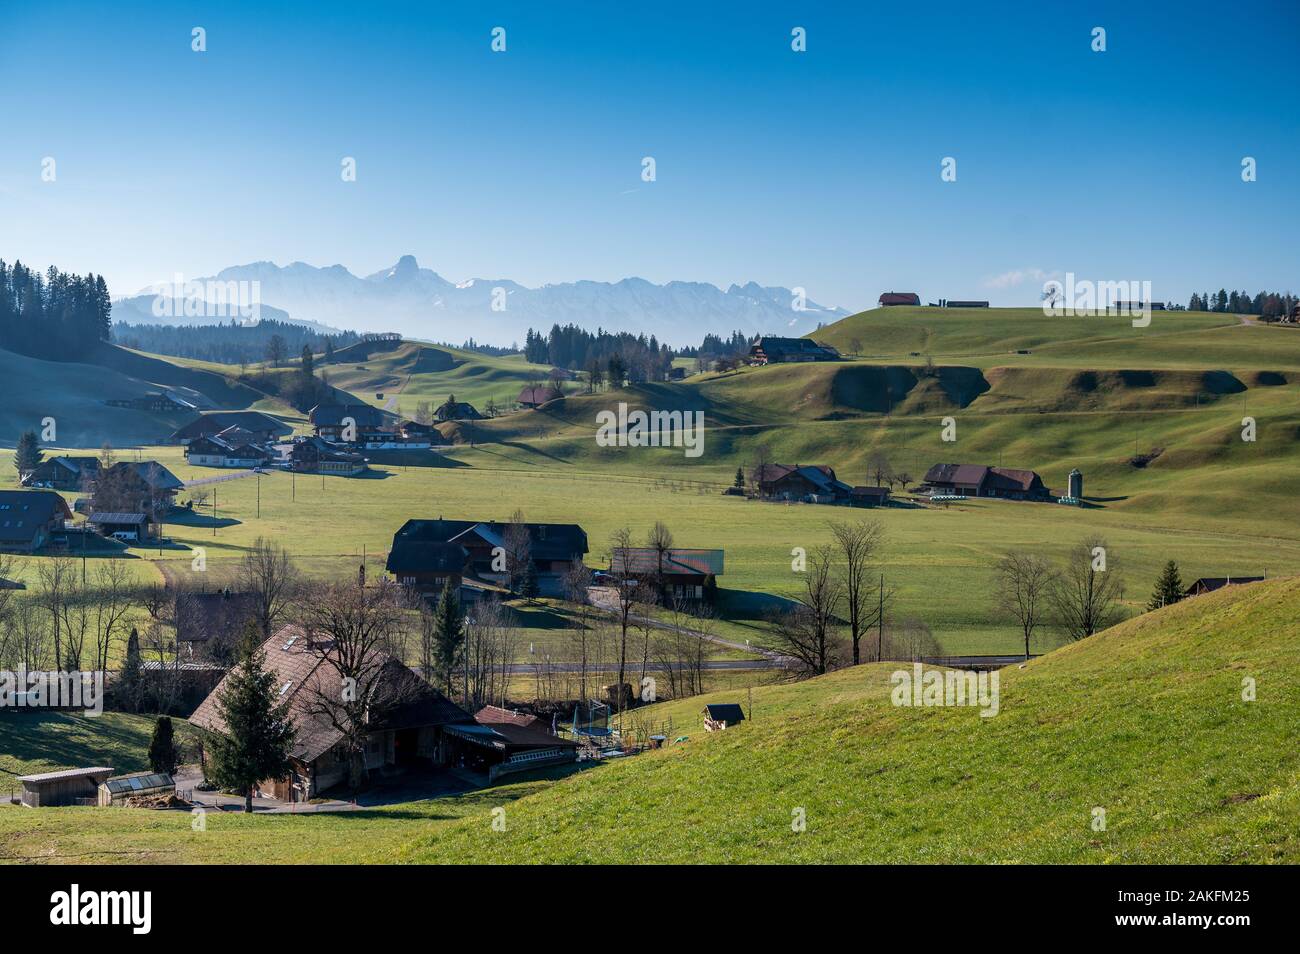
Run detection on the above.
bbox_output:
[120,256,850,345]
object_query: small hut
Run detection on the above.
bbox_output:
[18,767,115,807]
[98,771,176,807]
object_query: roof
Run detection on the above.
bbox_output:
[749,337,840,358]
[385,540,468,574]
[19,766,115,784]
[175,590,261,642]
[88,511,147,525]
[391,518,589,564]
[517,386,563,405]
[0,490,74,542]
[109,461,184,491]
[610,547,724,577]
[447,720,577,751]
[879,292,921,305]
[1186,576,1265,595]
[923,463,990,487]
[704,703,745,724]
[102,771,174,794]
[292,436,365,462]
[191,628,472,763]
[170,411,292,442]
[475,705,542,728]
[986,467,1043,492]
[308,403,388,427]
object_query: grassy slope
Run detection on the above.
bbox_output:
[4,578,1294,864]
[0,710,198,780]
[396,577,1300,863]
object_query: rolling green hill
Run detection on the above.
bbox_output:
[397,576,1300,863]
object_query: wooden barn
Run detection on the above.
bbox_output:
[18,767,115,807]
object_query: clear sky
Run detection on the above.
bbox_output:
[1,0,1296,311]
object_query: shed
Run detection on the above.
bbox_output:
[18,767,115,807]
[98,771,176,806]
[703,703,745,727]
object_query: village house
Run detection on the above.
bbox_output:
[175,588,261,658]
[441,705,579,781]
[749,463,852,502]
[747,336,841,365]
[307,403,390,443]
[167,410,292,445]
[930,299,990,308]
[1184,575,1266,598]
[98,461,185,514]
[20,455,100,491]
[609,546,724,603]
[387,518,588,596]
[517,385,563,409]
[290,437,368,475]
[184,433,274,468]
[385,540,469,594]
[0,490,74,552]
[18,767,116,807]
[920,463,1050,501]
[190,629,475,801]
[434,397,482,422]
[879,291,921,306]
[106,390,196,413]
[398,419,446,444]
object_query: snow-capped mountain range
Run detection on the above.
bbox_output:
[115,256,849,345]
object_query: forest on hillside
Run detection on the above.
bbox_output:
[0,260,112,360]
[113,319,361,366]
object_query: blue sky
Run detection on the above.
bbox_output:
[1,0,1296,316]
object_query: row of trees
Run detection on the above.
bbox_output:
[113,319,360,367]
[1188,289,1297,317]
[523,324,675,382]
[0,260,112,360]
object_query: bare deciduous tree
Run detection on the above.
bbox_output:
[769,546,843,677]
[238,537,299,637]
[1050,536,1124,641]
[829,519,886,666]
[995,551,1057,659]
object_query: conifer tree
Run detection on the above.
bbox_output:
[1147,560,1184,611]
[14,430,42,478]
[431,584,464,696]
[148,716,180,774]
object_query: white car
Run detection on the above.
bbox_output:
[111,531,138,543]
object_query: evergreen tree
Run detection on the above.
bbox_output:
[148,716,180,775]
[520,559,540,601]
[14,430,42,477]
[206,627,296,813]
[734,466,745,489]
[1147,560,1184,611]
[120,627,143,713]
[431,584,464,695]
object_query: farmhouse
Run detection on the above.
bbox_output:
[920,463,1050,501]
[308,403,389,442]
[184,434,274,468]
[388,518,588,596]
[517,385,563,409]
[290,437,368,475]
[191,629,475,800]
[879,292,921,307]
[18,767,115,807]
[609,547,724,603]
[434,397,483,421]
[168,410,291,445]
[20,455,100,491]
[1184,575,1266,598]
[933,299,989,308]
[747,337,840,365]
[106,390,195,412]
[398,420,446,445]
[386,540,469,593]
[99,461,184,513]
[750,463,852,502]
[0,490,74,552]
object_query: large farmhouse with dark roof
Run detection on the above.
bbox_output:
[20,455,100,491]
[0,490,74,552]
[609,546,724,603]
[879,291,921,306]
[921,463,1050,501]
[749,463,852,502]
[747,337,840,365]
[168,410,292,445]
[307,403,390,442]
[388,518,588,596]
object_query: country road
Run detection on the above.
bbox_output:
[586,586,790,662]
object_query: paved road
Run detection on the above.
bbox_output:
[184,469,261,488]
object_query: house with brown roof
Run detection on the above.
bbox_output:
[1184,575,1266,598]
[0,490,74,552]
[167,411,292,445]
[921,463,1050,501]
[879,291,921,307]
[307,403,391,443]
[609,547,725,603]
[517,385,563,409]
[20,456,100,491]
[190,629,474,800]
[290,437,368,475]
[749,463,852,502]
[747,336,840,365]
[441,706,578,781]
[850,486,891,508]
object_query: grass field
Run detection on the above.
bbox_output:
[4,577,1295,864]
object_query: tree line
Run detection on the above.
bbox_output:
[523,324,674,381]
[1188,289,1297,318]
[0,260,112,360]
[113,319,360,366]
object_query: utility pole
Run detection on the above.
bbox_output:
[213,485,217,537]
[877,574,885,662]
[256,472,261,518]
